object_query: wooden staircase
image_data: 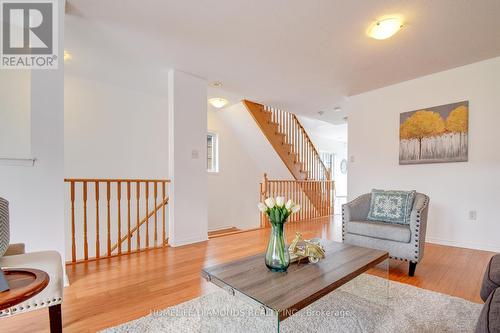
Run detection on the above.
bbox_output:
[243,100,333,217]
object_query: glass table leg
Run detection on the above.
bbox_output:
[200,274,279,332]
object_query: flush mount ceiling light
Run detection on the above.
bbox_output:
[208,97,229,109]
[211,81,223,88]
[367,17,404,40]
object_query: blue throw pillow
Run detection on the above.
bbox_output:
[367,189,416,225]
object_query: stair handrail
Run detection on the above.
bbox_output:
[290,113,331,180]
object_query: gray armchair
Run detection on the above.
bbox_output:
[342,193,429,276]
[0,197,63,332]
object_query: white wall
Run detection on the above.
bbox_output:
[0,1,65,257]
[168,70,208,246]
[207,103,291,231]
[347,56,500,252]
[0,71,31,159]
[64,75,168,178]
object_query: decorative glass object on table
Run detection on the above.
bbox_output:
[258,196,301,272]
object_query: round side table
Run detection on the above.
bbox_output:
[0,268,49,311]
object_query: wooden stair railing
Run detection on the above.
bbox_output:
[243,100,330,182]
[259,174,334,227]
[110,196,169,253]
[65,178,170,264]
[243,100,332,215]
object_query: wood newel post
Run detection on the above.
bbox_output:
[95,181,100,258]
[70,181,76,263]
[106,181,111,256]
[83,181,88,260]
[117,181,122,254]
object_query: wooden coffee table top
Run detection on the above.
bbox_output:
[202,241,388,320]
[0,268,50,311]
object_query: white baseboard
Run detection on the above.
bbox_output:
[169,235,208,247]
[426,237,500,253]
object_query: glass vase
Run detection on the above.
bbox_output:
[265,222,290,272]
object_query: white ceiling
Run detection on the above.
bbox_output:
[65,0,500,124]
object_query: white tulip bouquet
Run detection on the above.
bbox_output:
[259,196,300,272]
[258,196,301,225]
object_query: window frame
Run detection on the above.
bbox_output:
[320,151,335,179]
[207,132,219,173]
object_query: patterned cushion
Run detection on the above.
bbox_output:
[0,198,9,257]
[367,189,416,225]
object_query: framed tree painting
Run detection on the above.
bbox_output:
[399,101,468,164]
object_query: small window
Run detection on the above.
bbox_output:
[207,133,219,173]
[320,152,335,178]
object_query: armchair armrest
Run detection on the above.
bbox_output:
[342,194,371,240]
[409,193,430,263]
[3,243,26,256]
[343,193,371,222]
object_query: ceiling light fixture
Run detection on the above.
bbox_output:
[367,17,404,40]
[211,81,223,88]
[208,97,229,109]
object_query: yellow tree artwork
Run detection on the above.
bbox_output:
[399,101,468,164]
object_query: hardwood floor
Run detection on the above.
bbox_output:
[0,216,495,333]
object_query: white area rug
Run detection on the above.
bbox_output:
[102,274,482,333]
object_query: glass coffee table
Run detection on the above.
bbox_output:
[201,240,389,332]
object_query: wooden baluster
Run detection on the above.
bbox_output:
[294,122,301,158]
[309,181,312,219]
[83,181,88,261]
[145,182,149,248]
[293,181,297,222]
[70,181,76,262]
[317,182,320,217]
[303,133,306,176]
[288,113,291,145]
[127,181,131,253]
[294,182,297,222]
[293,181,300,222]
[117,181,122,255]
[301,182,304,220]
[325,180,328,216]
[136,182,140,249]
[106,181,111,256]
[154,182,158,247]
[304,181,308,220]
[162,181,166,246]
[299,182,302,221]
[327,181,330,215]
[282,110,285,134]
[95,181,100,259]
[293,121,296,158]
